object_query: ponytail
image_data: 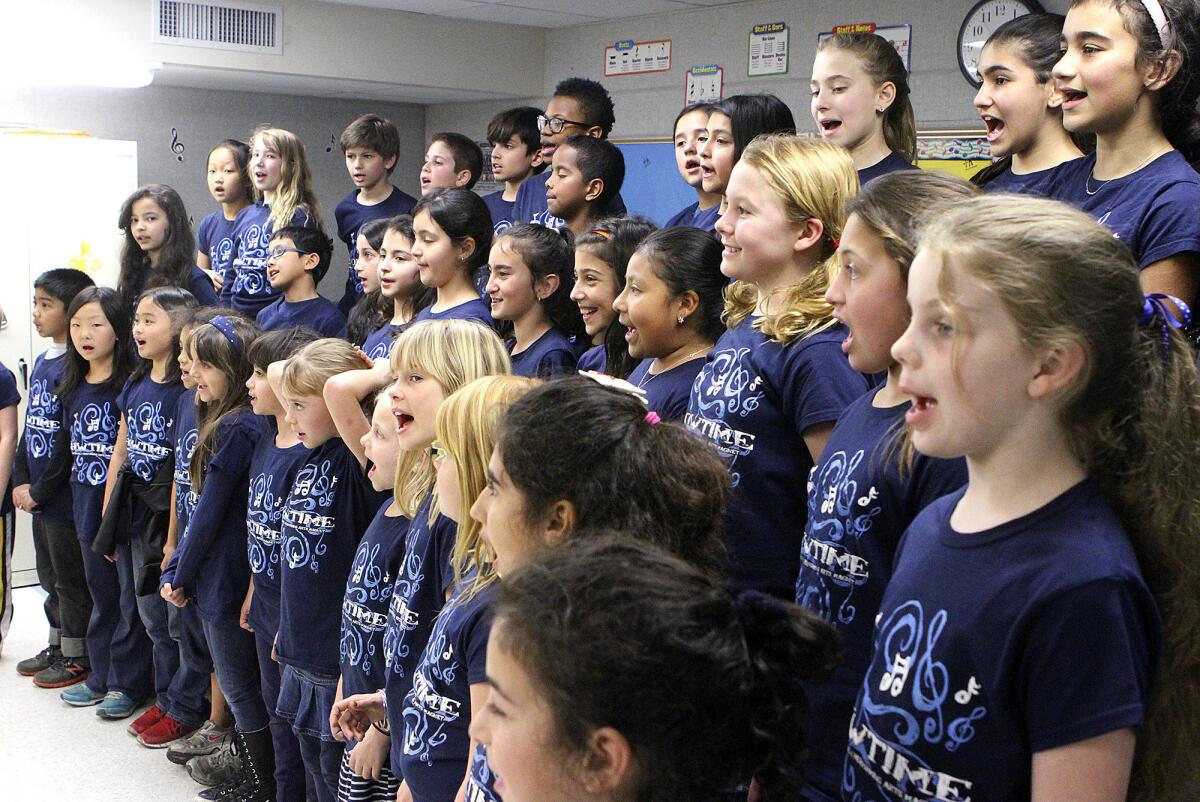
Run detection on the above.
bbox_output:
[494,536,841,802]
[497,375,730,574]
[817,32,916,163]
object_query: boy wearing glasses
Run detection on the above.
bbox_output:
[256,227,347,338]
[513,77,626,227]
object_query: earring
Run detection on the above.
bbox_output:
[676,315,685,325]
[876,107,885,113]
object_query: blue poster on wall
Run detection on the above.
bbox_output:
[614,141,697,227]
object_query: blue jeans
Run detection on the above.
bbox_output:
[277,664,343,802]
[80,543,152,697]
[201,613,267,732]
[255,628,307,802]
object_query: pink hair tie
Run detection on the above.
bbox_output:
[644,411,661,426]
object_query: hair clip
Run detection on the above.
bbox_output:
[577,370,649,404]
[1138,293,1191,363]
[644,411,661,425]
[589,228,613,240]
[208,315,242,351]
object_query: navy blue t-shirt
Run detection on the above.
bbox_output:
[412,298,495,329]
[979,160,1080,195]
[222,202,315,315]
[512,171,627,228]
[663,200,721,232]
[465,745,500,802]
[245,431,310,635]
[843,480,1159,802]
[0,364,19,515]
[384,494,458,769]
[172,389,198,532]
[858,151,917,186]
[795,388,966,802]
[340,504,409,699]
[362,322,405,362]
[686,318,867,597]
[334,186,417,307]
[1045,150,1200,269]
[18,351,71,520]
[256,296,347,339]
[508,328,577,377]
[276,438,387,675]
[118,375,186,483]
[197,212,239,285]
[170,411,264,619]
[481,191,516,235]
[576,344,606,373]
[401,581,498,802]
[65,381,122,543]
[627,355,705,422]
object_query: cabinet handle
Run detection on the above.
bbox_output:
[17,358,27,391]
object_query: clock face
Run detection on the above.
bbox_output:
[959,0,1044,87]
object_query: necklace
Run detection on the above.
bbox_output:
[636,346,711,389]
[1085,148,1168,196]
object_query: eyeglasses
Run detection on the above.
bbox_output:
[537,115,590,135]
[431,443,448,462]
[268,245,307,259]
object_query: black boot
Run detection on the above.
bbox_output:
[231,726,277,802]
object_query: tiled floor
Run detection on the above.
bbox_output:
[0,586,204,801]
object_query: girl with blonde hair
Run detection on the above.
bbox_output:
[846,194,1200,801]
[223,127,323,315]
[686,133,868,599]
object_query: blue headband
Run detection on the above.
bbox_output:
[1138,293,1191,362]
[208,315,241,351]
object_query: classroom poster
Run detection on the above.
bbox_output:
[818,23,913,72]
[605,39,672,76]
[915,132,991,182]
[685,65,723,104]
[748,22,789,76]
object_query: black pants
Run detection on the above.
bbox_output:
[31,515,91,658]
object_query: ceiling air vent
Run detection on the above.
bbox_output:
[153,0,283,55]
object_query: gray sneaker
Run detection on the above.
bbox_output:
[186,738,243,787]
[168,720,232,765]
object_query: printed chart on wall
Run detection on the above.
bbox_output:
[605,39,672,76]
[818,22,912,72]
[915,131,992,182]
[749,21,788,76]
[685,65,723,104]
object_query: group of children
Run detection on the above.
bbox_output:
[6,2,1200,801]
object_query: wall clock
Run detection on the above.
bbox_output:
[959,0,1045,87]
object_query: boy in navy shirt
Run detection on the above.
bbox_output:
[482,107,543,235]
[334,114,417,315]
[257,227,346,339]
[14,268,95,686]
[546,135,625,237]
[419,133,482,197]
[513,77,627,227]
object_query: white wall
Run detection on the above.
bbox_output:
[427,0,1070,143]
[0,84,427,298]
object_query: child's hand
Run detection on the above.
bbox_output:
[239,593,254,633]
[329,692,385,741]
[354,347,375,370]
[12,484,35,512]
[347,724,389,780]
[160,583,187,608]
[159,544,175,572]
[104,552,117,564]
[396,780,413,802]
[202,269,225,291]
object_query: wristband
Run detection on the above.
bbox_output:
[372,719,390,735]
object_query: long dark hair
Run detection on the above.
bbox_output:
[496,223,587,342]
[635,227,727,343]
[129,287,198,383]
[574,215,658,379]
[972,13,1093,186]
[58,287,134,402]
[189,314,260,491]
[494,536,841,802]
[346,218,393,345]
[411,188,494,274]
[497,375,731,575]
[117,184,197,310]
[717,94,797,164]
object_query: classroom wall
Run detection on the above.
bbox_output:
[0,84,427,298]
[426,0,1071,143]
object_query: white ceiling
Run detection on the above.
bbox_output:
[315,0,750,28]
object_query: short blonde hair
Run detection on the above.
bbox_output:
[390,319,511,517]
[281,338,362,398]
[724,134,857,344]
[435,375,539,597]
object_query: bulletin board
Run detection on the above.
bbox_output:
[613,139,696,227]
[915,131,992,182]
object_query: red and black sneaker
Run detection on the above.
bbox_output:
[127,703,166,737]
[138,714,199,749]
[32,657,90,689]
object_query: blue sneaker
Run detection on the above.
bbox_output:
[96,691,138,719]
[61,683,106,706]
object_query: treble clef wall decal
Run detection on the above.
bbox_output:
[170,127,186,161]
